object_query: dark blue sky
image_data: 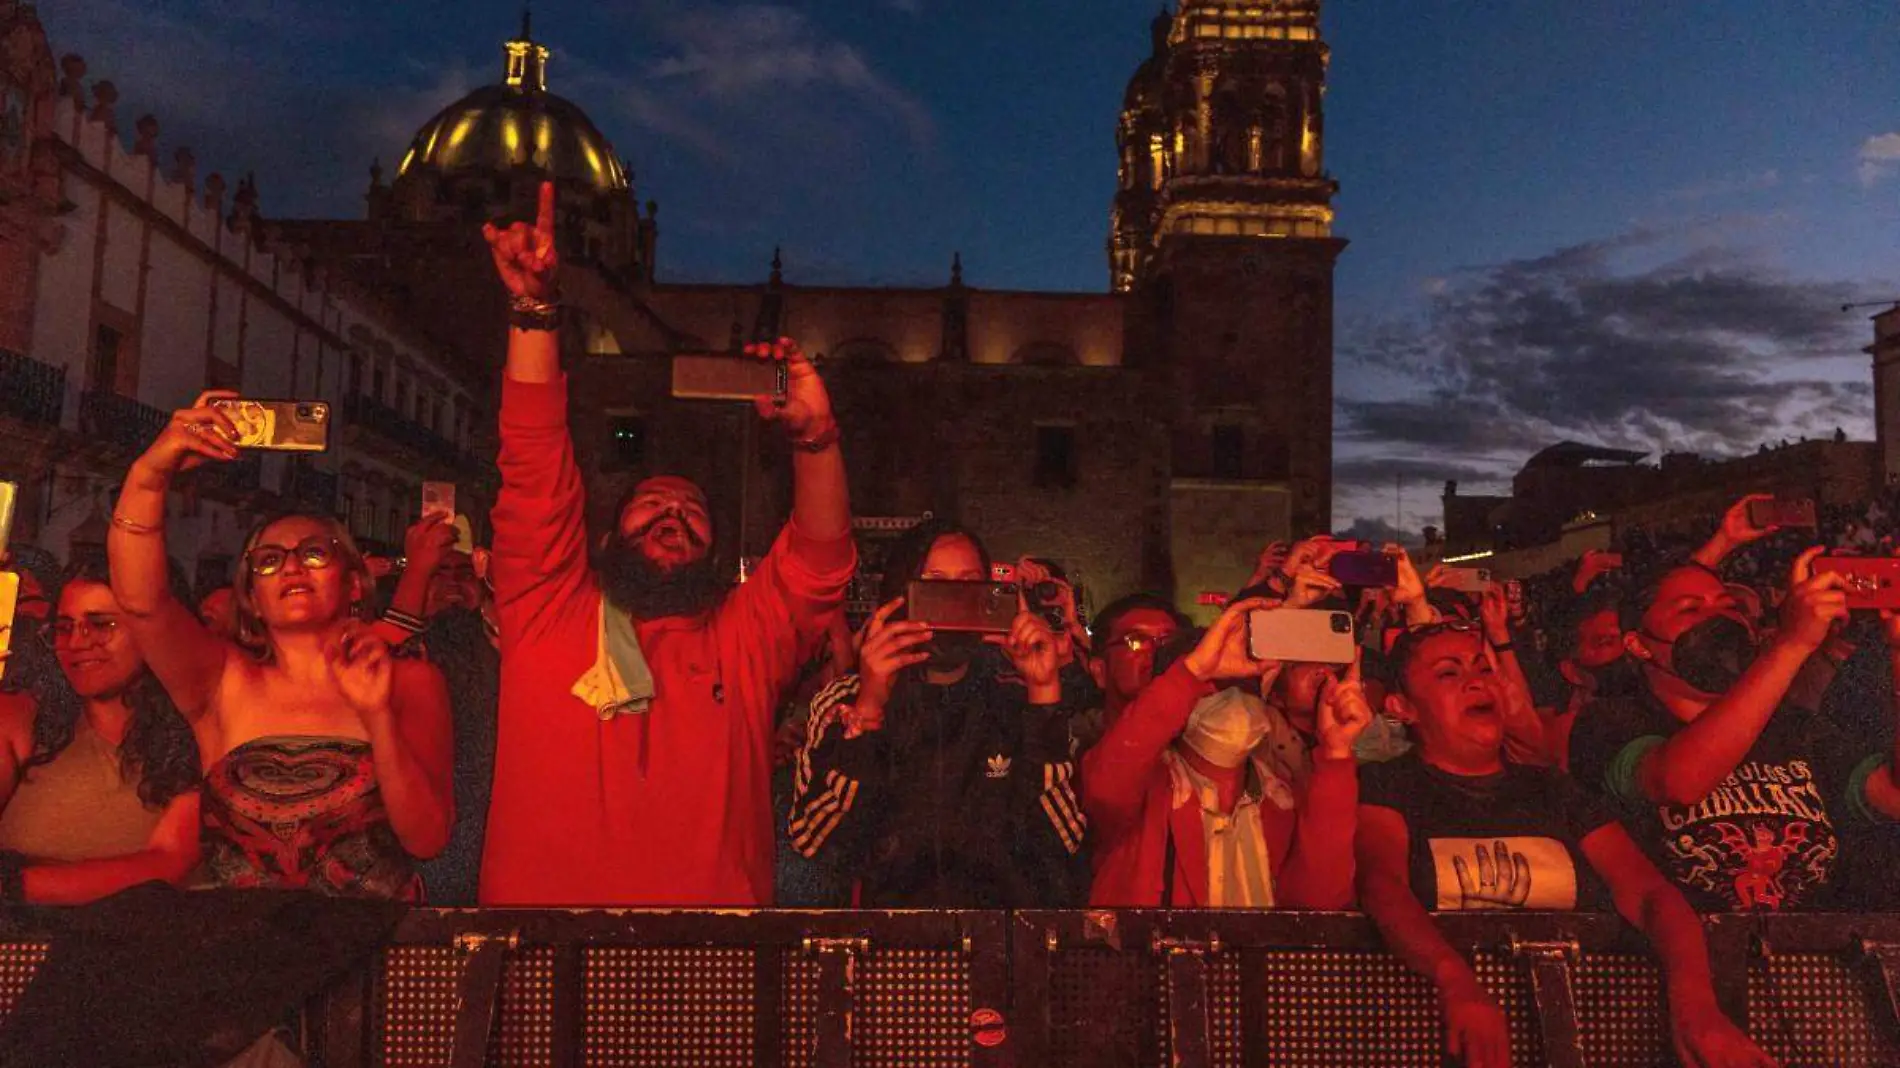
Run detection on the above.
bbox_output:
[42,1,1900,531]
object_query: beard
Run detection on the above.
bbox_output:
[598,534,727,621]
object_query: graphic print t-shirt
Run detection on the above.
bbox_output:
[1359,753,1619,912]
[1569,696,1880,912]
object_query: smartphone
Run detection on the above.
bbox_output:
[208,399,330,452]
[1747,497,1817,531]
[0,483,17,683]
[1327,549,1398,587]
[1248,608,1356,664]
[906,579,1020,634]
[0,480,16,563]
[1438,567,1495,595]
[1813,557,1900,610]
[670,353,788,403]
[422,482,456,523]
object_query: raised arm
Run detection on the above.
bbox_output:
[1480,583,1554,766]
[1581,822,1775,1068]
[1691,494,1778,572]
[109,392,242,718]
[1278,662,1371,909]
[1355,804,1511,1068]
[1636,550,1841,807]
[19,791,201,904]
[483,183,597,643]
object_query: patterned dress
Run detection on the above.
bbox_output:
[201,736,420,901]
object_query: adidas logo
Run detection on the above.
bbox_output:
[986,754,1012,779]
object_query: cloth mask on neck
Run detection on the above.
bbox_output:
[1181,687,1273,769]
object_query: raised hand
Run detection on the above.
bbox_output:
[326,626,394,722]
[137,390,243,477]
[1777,547,1848,655]
[745,336,836,442]
[1479,582,1513,646]
[482,181,558,301]
[988,611,1063,702]
[1183,596,1279,683]
[1721,494,1780,547]
[403,514,458,580]
[1390,544,1427,606]
[1314,656,1373,760]
[852,598,933,733]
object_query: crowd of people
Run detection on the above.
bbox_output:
[5,183,1893,1065]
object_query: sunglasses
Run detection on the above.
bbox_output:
[45,613,122,647]
[247,537,341,577]
[1109,631,1171,655]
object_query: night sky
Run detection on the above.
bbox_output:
[40,1,1900,536]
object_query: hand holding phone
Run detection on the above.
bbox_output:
[671,352,789,403]
[1247,607,1357,664]
[1746,497,1817,532]
[1326,549,1399,588]
[1812,557,1900,611]
[905,579,1020,633]
[207,399,331,452]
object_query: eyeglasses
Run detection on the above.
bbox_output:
[247,537,341,577]
[1408,618,1484,639]
[1110,631,1171,655]
[45,613,122,647]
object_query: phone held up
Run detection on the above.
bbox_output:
[207,399,330,452]
[1326,548,1398,588]
[0,481,18,683]
[906,579,1020,634]
[1247,607,1357,665]
[1813,557,1900,611]
[1747,497,1817,531]
[670,352,789,404]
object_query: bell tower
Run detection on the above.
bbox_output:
[1117,0,1344,542]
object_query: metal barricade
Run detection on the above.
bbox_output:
[7,909,1900,1066]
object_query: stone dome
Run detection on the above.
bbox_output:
[395,17,628,195]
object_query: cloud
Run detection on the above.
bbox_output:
[636,3,934,150]
[1334,225,1886,529]
[1661,169,1780,204]
[1334,517,1424,548]
[1859,132,1900,187]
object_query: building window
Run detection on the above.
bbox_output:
[372,366,386,402]
[349,354,364,396]
[90,324,123,392]
[605,415,646,473]
[1034,425,1078,489]
[1212,424,1245,480]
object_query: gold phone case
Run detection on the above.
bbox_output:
[209,399,331,452]
[671,354,788,402]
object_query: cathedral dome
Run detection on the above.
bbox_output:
[395,15,628,194]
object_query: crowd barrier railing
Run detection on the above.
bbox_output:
[6,909,1900,1067]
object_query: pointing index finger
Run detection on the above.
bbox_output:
[535,181,556,239]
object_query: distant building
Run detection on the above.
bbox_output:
[5,1,1347,620]
[1870,303,1900,483]
[0,2,489,587]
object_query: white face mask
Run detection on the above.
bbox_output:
[1181,688,1273,769]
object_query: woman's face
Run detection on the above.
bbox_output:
[53,580,145,699]
[919,534,986,582]
[1395,631,1506,760]
[244,516,360,632]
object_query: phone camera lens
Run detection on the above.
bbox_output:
[1330,613,1351,634]
[296,404,314,418]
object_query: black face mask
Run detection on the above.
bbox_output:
[925,631,985,672]
[1652,614,1757,696]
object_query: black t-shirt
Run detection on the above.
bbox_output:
[1359,752,1619,912]
[1568,694,1880,912]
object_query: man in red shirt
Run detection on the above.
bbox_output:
[478,184,855,905]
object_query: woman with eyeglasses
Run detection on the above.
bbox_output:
[0,561,200,904]
[108,392,453,899]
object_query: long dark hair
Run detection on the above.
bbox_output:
[26,562,201,808]
[875,518,994,607]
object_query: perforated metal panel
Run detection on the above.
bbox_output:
[781,950,820,1068]
[582,947,755,1068]
[1046,945,1156,1066]
[1575,953,1670,1066]
[1749,954,1898,1067]
[378,945,557,1067]
[1257,949,1441,1066]
[0,942,47,1025]
[854,949,971,1067]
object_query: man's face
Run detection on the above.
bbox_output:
[1572,607,1624,671]
[425,551,481,616]
[616,477,712,572]
[1396,631,1506,757]
[1279,661,1346,733]
[1097,607,1179,704]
